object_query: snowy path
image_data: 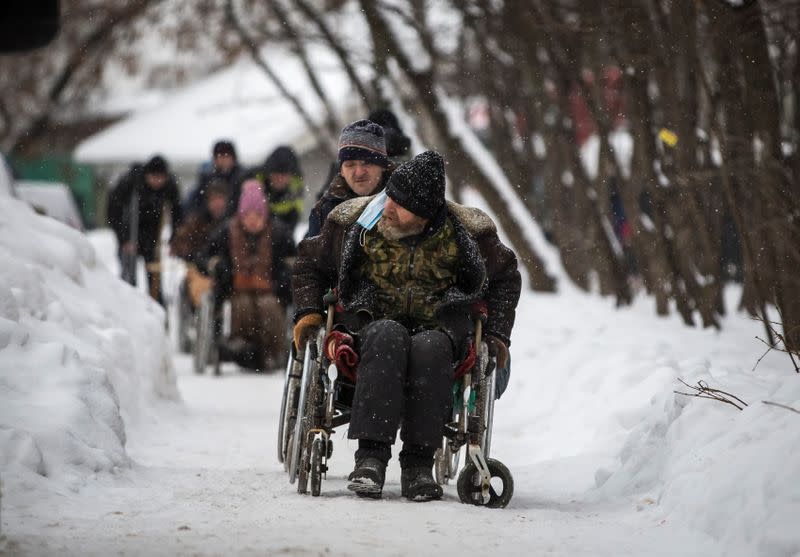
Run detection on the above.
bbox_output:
[4,350,716,556]
[3,207,796,556]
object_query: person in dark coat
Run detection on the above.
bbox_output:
[367,107,412,165]
[305,120,393,238]
[171,179,229,264]
[198,180,296,371]
[291,151,521,501]
[248,145,304,232]
[170,179,230,309]
[183,140,247,218]
[107,155,183,304]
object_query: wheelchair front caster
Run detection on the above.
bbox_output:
[456,458,514,508]
[310,438,325,497]
[434,441,460,485]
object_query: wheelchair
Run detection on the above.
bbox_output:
[194,285,291,375]
[277,295,514,508]
[192,289,224,375]
[175,279,196,354]
[175,264,216,354]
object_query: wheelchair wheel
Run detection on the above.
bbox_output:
[296,369,322,495]
[290,340,316,489]
[434,440,460,485]
[177,283,194,354]
[193,291,214,374]
[211,343,221,376]
[277,349,297,464]
[309,438,324,497]
[476,342,495,458]
[284,432,295,474]
[456,458,514,508]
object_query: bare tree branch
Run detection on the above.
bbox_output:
[225,0,336,157]
[674,378,749,411]
[9,0,159,154]
[762,401,800,414]
[267,0,341,140]
[293,0,376,109]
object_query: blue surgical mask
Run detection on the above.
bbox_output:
[356,191,387,231]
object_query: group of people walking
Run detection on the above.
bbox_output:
[107,108,521,503]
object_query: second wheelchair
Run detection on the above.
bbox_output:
[193,267,289,375]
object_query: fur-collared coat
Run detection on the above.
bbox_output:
[292,196,521,345]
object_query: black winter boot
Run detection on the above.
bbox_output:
[401,467,442,502]
[347,457,386,499]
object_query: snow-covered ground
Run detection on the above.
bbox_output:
[1,196,799,556]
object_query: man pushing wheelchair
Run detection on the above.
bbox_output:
[292,150,521,501]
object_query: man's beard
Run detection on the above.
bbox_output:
[377,215,427,240]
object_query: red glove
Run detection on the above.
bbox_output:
[324,330,359,381]
[453,342,477,379]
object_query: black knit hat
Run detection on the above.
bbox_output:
[368,108,411,160]
[384,127,411,160]
[385,151,446,220]
[338,119,389,168]
[143,155,168,175]
[367,108,401,130]
[263,145,301,175]
[213,140,237,159]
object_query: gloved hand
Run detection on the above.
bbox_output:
[324,330,359,381]
[493,355,511,400]
[486,336,510,400]
[485,336,509,370]
[293,313,324,350]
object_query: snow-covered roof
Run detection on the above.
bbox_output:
[74,45,357,167]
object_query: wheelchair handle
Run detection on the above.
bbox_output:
[323,290,338,334]
[325,304,335,334]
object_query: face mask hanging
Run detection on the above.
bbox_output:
[356,191,388,231]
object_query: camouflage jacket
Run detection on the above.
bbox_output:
[292,195,521,345]
[361,217,460,330]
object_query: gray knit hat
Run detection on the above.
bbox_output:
[337,119,389,168]
[385,151,446,220]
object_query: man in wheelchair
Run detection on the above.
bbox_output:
[292,151,521,501]
[171,178,229,308]
[199,180,296,372]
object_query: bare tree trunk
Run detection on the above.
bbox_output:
[10,0,157,155]
[225,0,336,157]
[742,0,800,350]
[521,0,632,303]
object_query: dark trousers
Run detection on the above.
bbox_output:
[118,246,164,306]
[348,319,454,461]
[230,291,286,368]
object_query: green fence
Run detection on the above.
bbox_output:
[9,155,97,228]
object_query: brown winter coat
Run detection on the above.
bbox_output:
[229,220,273,292]
[292,196,521,345]
[170,212,222,263]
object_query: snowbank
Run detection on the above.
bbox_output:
[0,196,176,492]
[496,287,800,557]
[594,346,800,556]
